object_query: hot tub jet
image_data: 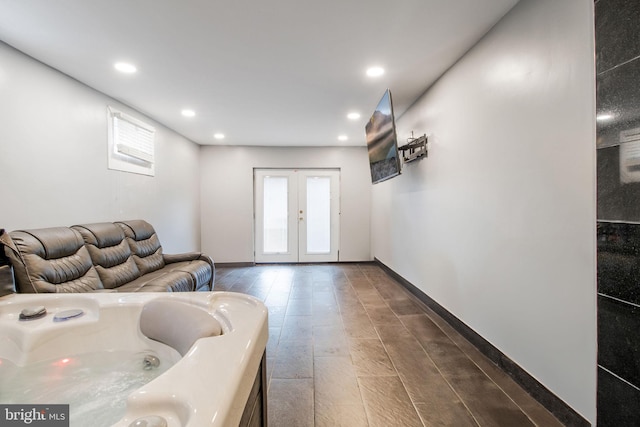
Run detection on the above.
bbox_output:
[142,355,160,370]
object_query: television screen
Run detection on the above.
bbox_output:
[365,89,401,184]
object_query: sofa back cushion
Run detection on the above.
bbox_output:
[116,220,165,275]
[72,223,142,289]
[7,227,103,293]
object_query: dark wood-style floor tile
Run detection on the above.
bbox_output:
[222,263,564,427]
[313,290,338,305]
[267,327,281,357]
[315,402,369,427]
[341,301,369,318]
[349,338,396,377]
[415,402,477,427]
[227,283,252,294]
[268,378,314,427]
[428,342,534,426]
[365,306,404,327]
[358,375,423,427]
[290,285,312,300]
[446,373,535,427]
[372,280,409,301]
[313,280,333,291]
[272,340,313,379]
[342,315,379,339]
[400,319,535,425]
[314,325,351,357]
[243,286,270,301]
[312,312,343,327]
[264,291,290,307]
[314,356,363,407]
[357,289,388,308]
[286,298,313,316]
[375,324,413,341]
[332,279,351,290]
[266,356,275,389]
[382,335,455,405]
[387,297,425,316]
[279,315,313,341]
[266,305,287,327]
[440,328,563,427]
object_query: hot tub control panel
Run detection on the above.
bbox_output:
[18,306,46,321]
[53,308,85,322]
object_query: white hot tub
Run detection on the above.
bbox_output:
[0,292,268,427]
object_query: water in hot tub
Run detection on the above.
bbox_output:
[0,350,174,427]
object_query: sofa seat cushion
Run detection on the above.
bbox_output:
[117,268,195,292]
[162,260,213,292]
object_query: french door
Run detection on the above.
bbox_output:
[254,169,340,263]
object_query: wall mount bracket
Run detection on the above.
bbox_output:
[399,132,428,163]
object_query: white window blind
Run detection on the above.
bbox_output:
[112,111,154,163]
[107,107,155,176]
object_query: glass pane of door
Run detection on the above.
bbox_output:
[263,176,288,253]
[306,176,331,253]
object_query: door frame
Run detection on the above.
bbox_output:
[253,168,340,263]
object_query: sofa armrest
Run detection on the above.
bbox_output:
[0,265,15,297]
[163,252,203,263]
[163,252,215,291]
[1,230,17,297]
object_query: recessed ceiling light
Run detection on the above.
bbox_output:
[338,135,348,141]
[181,109,196,117]
[596,113,614,121]
[347,112,361,120]
[114,62,137,73]
[213,133,225,140]
[366,66,385,77]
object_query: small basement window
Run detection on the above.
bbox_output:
[107,106,155,176]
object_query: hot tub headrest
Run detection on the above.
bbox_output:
[139,299,222,356]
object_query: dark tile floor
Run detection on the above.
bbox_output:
[214,263,564,427]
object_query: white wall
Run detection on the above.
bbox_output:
[200,145,371,263]
[0,43,201,252]
[371,0,596,422]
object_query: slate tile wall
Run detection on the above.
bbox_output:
[595,0,640,424]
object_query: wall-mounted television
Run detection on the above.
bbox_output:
[365,89,401,184]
